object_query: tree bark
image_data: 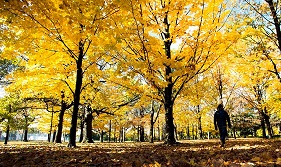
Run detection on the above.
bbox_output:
[262,111,272,138]
[261,117,267,138]
[55,98,67,143]
[198,114,203,139]
[4,125,9,145]
[139,125,144,142]
[163,13,176,145]
[150,112,154,143]
[108,120,112,142]
[48,110,54,142]
[52,130,56,142]
[83,111,93,143]
[68,41,84,147]
[187,124,190,139]
[79,118,84,143]
[23,115,28,142]
[23,129,28,142]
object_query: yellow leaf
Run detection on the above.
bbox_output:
[251,157,260,162]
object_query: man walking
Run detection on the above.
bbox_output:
[214,103,231,147]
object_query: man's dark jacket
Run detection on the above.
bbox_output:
[214,109,231,130]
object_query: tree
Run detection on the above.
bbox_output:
[109,0,239,144]
[0,93,23,144]
[149,101,161,143]
[1,0,119,147]
[243,0,281,84]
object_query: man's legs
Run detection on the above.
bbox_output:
[219,127,227,147]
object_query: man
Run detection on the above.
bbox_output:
[214,103,231,147]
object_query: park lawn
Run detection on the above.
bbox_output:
[0,138,280,167]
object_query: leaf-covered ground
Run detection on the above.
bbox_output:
[0,138,280,167]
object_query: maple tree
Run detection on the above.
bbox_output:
[1,0,120,147]
[1,0,281,149]
[107,0,240,144]
[243,0,281,86]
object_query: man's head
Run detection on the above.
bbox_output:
[217,104,223,110]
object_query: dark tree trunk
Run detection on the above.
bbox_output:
[261,117,267,138]
[164,88,176,144]
[4,125,9,145]
[187,124,190,139]
[108,120,112,142]
[192,124,195,139]
[157,121,161,141]
[139,125,144,142]
[163,13,176,145]
[233,128,236,139]
[149,102,160,143]
[123,127,126,142]
[263,112,273,138]
[23,115,28,142]
[48,111,54,142]
[150,113,154,143]
[52,130,56,142]
[79,106,86,143]
[198,115,203,139]
[55,98,67,143]
[68,41,84,147]
[23,129,28,142]
[83,110,93,143]
[79,118,84,143]
[119,127,122,142]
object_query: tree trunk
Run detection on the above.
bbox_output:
[108,120,112,142]
[198,115,203,139]
[119,127,122,142]
[68,41,84,147]
[4,125,9,145]
[114,124,116,142]
[261,117,267,138]
[23,129,28,142]
[192,124,195,139]
[163,13,176,145]
[150,113,154,143]
[139,125,144,142]
[79,118,84,143]
[263,112,273,138]
[55,99,67,143]
[52,130,56,142]
[187,124,190,139]
[23,114,29,142]
[157,121,161,141]
[123,127,126,142]
[48,110,54,142]
[83,112,93,143]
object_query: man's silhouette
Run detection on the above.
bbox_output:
[214,103,231,147]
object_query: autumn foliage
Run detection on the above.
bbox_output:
[0,1,281,166]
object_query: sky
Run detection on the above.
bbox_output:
[0,86,5,98]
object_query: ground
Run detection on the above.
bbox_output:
[0,138,280,167]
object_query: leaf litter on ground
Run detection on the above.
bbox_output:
[0,138,280,167]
